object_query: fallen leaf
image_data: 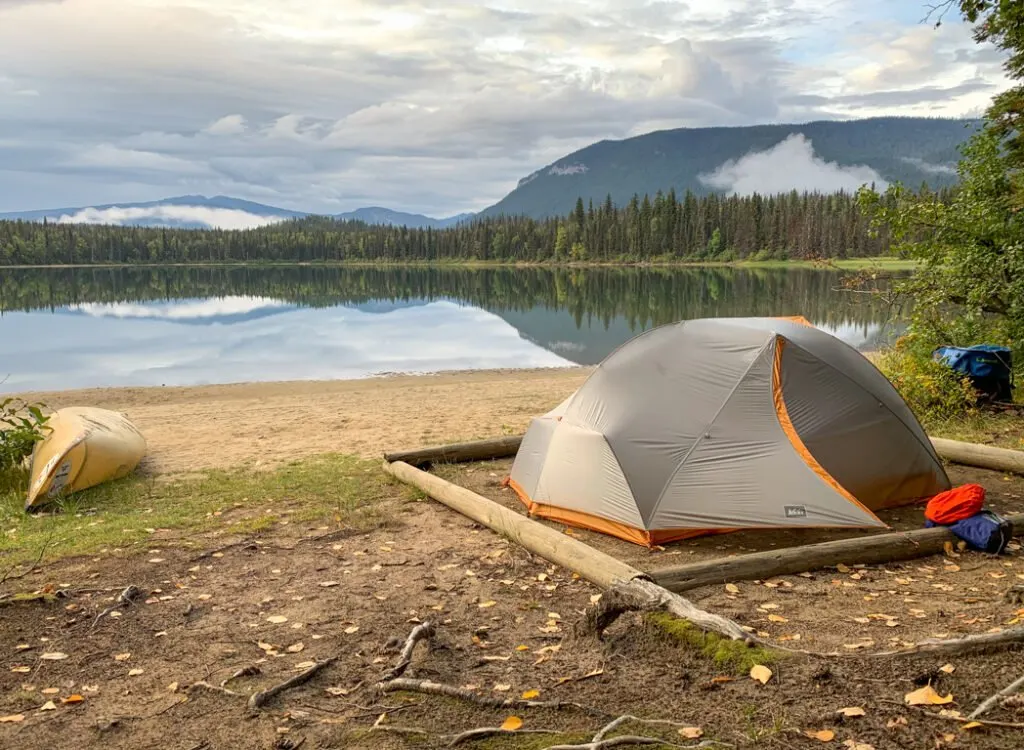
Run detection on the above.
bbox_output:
[39,701,56,711]
[197,594,212,601]
[904,685,953,706]
[478,600,497,609]
[294,661,316,670]
[61,695,84,704]
[521,689,540,699]
[515,645,529,652]
[961,721,983,730]
[266,615,288,624]
[725,583,740,594]
[344,626,359,634]
[837,707,866,717]
[286,643,305,653]
[580,668,604,680]
[114,653,131,661]
[767,614,789,623]
[750,665,772,684]
[500,716,523,731]
[128,668,145,676]
[325,687,351,696]
[319,581,339,588]
[886,717,908,729]
[0,715,25,723]
[589,594,602,604]
[805,729,835,742]
[482,656,511,662]
[679,727,704,739]
[39,652,68,661]
[40,688,58,695]
[842,741,875,750]
[939,664,956,674]
[493,683,511,692]
[11,666,31,673]
[168,682,179,692]
[837,563,851,573]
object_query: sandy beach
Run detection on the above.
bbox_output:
[17,368,591,474]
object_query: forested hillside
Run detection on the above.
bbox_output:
[483,117,975,219]
[0,188,933,266]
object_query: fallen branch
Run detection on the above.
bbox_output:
[544,714,723,750]
[448,727,565,746]
[220,665,261,688]
[867,627,1024,659]
[247,658,337,713]
[969,672,1024,719]
[90,584,145,630]
[910,708,1024,730]
[380,621,435,682]
[188,681,243,698]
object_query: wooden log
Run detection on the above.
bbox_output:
[383,436,523,468]
[383,460,752,642]
[930,437,1024,475]
[651,512,1024,593]
[385,433,1024,475]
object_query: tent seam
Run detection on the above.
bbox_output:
[643,337,775,527]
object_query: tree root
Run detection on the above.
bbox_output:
[380,621,435,682]
[543,715,725,750]
[377,677,593,712]
[247,658,337,713]
[220,665,261,688]
[969,671,1024,719]
[447,727,565,746]
[188,681,243,698]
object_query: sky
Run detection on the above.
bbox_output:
[0,0,1010,217]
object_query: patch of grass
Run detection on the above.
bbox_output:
[0,454,408,567]
[927,409,1024,451]
[645,612,782,673]
[471,733,592,749]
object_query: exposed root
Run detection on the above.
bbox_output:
[220,665,261,688]
[380,621,435,681]
[447,727,565,746]
[911,708,1024,730]
[969,672,1024,719]
[377,677,591,711]
[543,715,726,750]
[247,658,337,713]
[188,681,243,698]
[863,626,1024,659]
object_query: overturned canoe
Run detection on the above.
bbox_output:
[26,407,147,510]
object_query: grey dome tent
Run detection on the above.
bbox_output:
[506,317,950,547]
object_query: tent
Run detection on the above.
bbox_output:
[506,316,950,547]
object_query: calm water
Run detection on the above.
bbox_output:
[0,266,903,392]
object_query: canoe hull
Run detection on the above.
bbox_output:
[26,407,147,510]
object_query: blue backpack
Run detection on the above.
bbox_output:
[927,511,1014,554]
[933,345,1014,402]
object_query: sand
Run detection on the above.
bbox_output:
[17,368,590,474]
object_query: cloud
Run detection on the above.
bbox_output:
[0,0,1011,215]
[898,156,957,176]
[205,114,247,135]
[699,134,887,195]
[57,205,288,229]
[71,296,289,321]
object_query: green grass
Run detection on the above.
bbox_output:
[926,409,1024,451]
[0,454,406,568]
[734,256,919,270]
[645,612,782,673]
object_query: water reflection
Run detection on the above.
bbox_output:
[0,266,903,392]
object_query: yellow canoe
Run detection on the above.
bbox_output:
[26,407,147,510]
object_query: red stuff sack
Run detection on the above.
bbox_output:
[925,484,986,525]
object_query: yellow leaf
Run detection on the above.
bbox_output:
[836,563,851,573]
[114,653,131,661]
[521,689,540,699]
[961,721,983,730]
[168,682,179,692]
[61,695,84,704]
[39,652,68,661]
[500,716,523,731]
[0,714,25,723]
[725,583,740,594]
[266,615,288,624]
[589,594,602,604]
[516,645,529,652]
[286,643,305,653]
[128,668,145,676]
[805,729,835,742]
[750,665,772,684]
[904,685,953,706]
[767,614,789,623]
[478,600,497,609]
[837,707,866,717]
[39,701,56,711]
[678,727,704,739]
[493,683,511,692]
[939,664,955,674]
[344,625,359,634]
[11,666,31,673]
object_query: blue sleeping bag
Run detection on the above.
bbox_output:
[926,510,1014,554]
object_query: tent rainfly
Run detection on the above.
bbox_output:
[506,316,950,547]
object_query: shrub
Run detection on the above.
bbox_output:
[0,399,50,477]
[876,337,978,425]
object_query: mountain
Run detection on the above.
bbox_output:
[334,207,473,229]
[0,195,474,230]
[481,117,978,219]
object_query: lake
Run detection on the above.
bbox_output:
[0,266,903,393]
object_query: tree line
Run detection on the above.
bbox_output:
[0,188,948,266]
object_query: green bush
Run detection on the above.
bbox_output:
[877,337,978,425]
[0,399,50,479]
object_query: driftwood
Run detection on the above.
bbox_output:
[384,436,523,468]
[384,460,753,644]
[384,434,1024,475]
[930,437,1024,475]
[651,514,1024,593]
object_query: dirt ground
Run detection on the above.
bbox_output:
[16,368,590,474]
[2,372,1024,749]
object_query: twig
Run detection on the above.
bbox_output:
[910,708,1024,730]
[220,665,261,688]
[447,727,564,746]
[190,539,259,561]
[188,681,243,698]
[247,658,337,713]
[969,672,1024,719]
[380,621,435,681]
[0,536,51,585]
[90,585,145,631]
